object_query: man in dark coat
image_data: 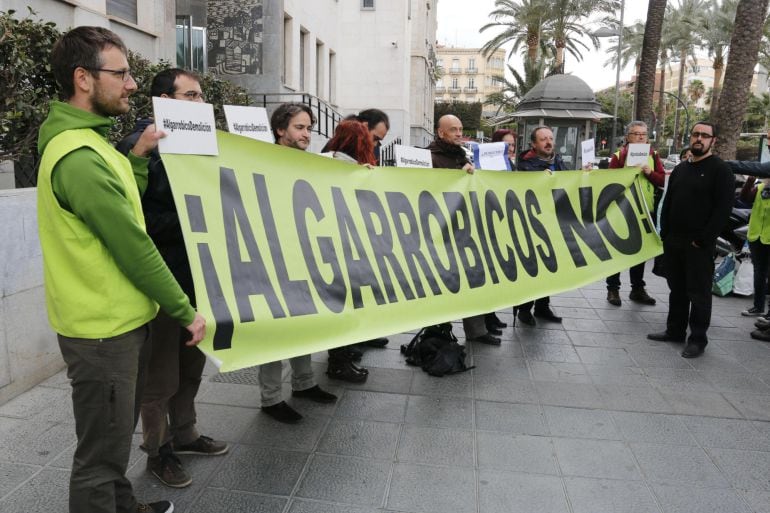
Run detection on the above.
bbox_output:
[427,114,500,345]
[514,126,564,326]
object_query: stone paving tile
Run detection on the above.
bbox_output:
[611,412,696,446]
[681,416,770,452]
[534,381,605,409]
[396,425,474,467]
[554,438,641,480]
[240,414,329,451]
[405,395,473,429]
[564,476,662,513]
[196,382,262,408]
[0,462,39,499]
[657,388,744,418]
[631,443,729,488]
[740,490,770,513]
[596,384,675,414]
[193,403,260,443]
[316,419,400,459]
[584,363,650,387]
[317,366,414,395]
[476,432,558,475]
[472,376,539,404]
[409,370,473,398]
[575,346,636,366]
[0,417,75,466]
[288,499,380,513]
[651,483,752,513]
[513,328,573,344]
[528,361,592,384]
[708,448,770,491]
[542,405,621,440]
[720,392,770,421]
[477,469,570,513]
[335,390,408,423]
[295,454,391,507]
[387,463,475,513]
[643,367,715,392]
[209,445,308,495]
[0,386,72,423]
[474,400,548,435]
[188,488,287,513]
[0,467,69,513]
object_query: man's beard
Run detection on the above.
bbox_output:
[691,142,710,157]
[91,87,129,117]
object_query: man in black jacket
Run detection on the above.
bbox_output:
[648,122,734,358]
[427,115,500,345]
[116,69,228,488]
[513,126,564,326]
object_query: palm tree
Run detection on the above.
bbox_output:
[715,0,770,159]
[655,24,678,144]
[698,0,737,119]
[480,0,547,63]
[603,21,646,76]
[546,0,619,73]
[635,0,667,131]
[687,78,706,104]
[666,0,708,151]
[484,59,551,111]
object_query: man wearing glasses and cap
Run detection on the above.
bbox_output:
[647,122,734,358]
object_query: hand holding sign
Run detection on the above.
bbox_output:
[153,97,219,155]
[626,143,651,167]
[581,139,595,170]
[131,123,166,158]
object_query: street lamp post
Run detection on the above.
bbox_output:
[594,0,626,150]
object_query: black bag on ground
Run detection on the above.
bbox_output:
[400,323,475,377]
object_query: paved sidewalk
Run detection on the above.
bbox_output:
[2,271,770,513]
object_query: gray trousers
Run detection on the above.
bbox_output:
[258,356,315,407]
[140,310,205,457]
[58,324,150,513]
[463,314,488,339]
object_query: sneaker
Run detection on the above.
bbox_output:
[292,384,338,403]
[742,306,765,317]
[137,501,174,513]
[750,327,770,341]
[629,287,656,305]
[607,289,621,306]
[147,452,191,488]
[174,435,229,456]
[755,316,770,329]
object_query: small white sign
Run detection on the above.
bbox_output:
[474,142,510,171]
[394,144,432,168]
[224,105,273,143]
[626,143,651,167]
[153,97,218,155]
[581,139,596,167]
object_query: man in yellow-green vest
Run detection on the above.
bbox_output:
[37,26,205,513]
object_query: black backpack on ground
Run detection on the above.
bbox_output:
[400,323,475,377]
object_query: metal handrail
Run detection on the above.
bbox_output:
[248,93,344,139]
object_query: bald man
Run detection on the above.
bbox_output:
[426,115,500,345]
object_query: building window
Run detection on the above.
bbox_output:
[329,50,336,104]
[468,77,475,89]
[361,0,375,10]
[107,0,137,24]
[451,77,458,89]
[300,28,308,91]
[283,15,293,86]
[468,58,475,70]
[451,58,460,72]
[176,16,207,72]
[316,40,324,98]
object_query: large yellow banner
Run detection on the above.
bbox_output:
[162,131,662,371]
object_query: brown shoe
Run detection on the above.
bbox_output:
[629,287,656,305]
[174,435,228,456]
[147,451,192,488]
[607,289,621,306]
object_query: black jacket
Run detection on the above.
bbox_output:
[660,155,735,248]
[116,119,195,303]
[727,159,770,178]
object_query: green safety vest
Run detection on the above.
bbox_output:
[37,129,158,338]
[748,183,770,244]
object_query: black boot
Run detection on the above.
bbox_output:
[327,354,368,383]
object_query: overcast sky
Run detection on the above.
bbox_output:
[436,0,650,91]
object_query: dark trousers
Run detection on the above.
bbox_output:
[606,262,646,290]
[518,297,550,313]
[140,310,205,457]
[58,324,150,513]
[663,237,714,348]
[750,240,770,311]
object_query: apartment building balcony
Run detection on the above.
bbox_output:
[465,67,478,74]
[448,67,462,74]
[464,87,478,93]
[435,86,446,93]
[449,87,462,94]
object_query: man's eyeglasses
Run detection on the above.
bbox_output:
[83,67,132,82]
[691,131,714,140]
[175,91,205,101]
[628,132,648,137]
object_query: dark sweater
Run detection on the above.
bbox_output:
[660,155,734,247]
[516,149,566,171]
[427,139,471,170]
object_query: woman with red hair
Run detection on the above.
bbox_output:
[322,120,387,382]
[324,119,377,166]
